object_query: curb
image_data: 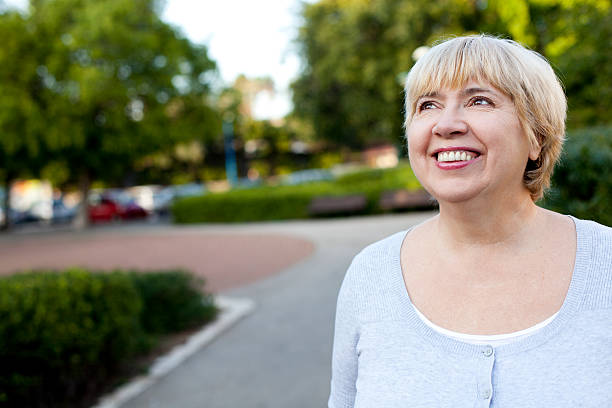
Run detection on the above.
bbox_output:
[92,296,256,408]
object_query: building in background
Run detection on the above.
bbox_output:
[363,144,399,169]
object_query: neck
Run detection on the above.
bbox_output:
[435,189,540,249]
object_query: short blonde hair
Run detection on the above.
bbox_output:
[404,34,566,201]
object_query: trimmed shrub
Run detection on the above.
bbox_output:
[544,126,612,226]
[0,269,145,407]
[128,270,217,334]
[0,269,218,408]
[172,185,319,223]
[172,164,424,223]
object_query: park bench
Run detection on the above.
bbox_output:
[378,189,436,211]
[308,194,367,216]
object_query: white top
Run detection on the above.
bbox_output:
[411,304,559,346]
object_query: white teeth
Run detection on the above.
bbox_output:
[436,150,477,162]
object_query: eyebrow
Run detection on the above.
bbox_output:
[460,87,494,97]
[418,91,439,99]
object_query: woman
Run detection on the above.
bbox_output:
[329,35,611,408]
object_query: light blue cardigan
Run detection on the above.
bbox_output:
[329,217,612,408]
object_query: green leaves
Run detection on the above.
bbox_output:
[0,0,220,190]
[544,126,612,226]
[293,0,612,148]
[0,268,218,407]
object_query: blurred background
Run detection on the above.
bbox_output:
[0,0,610,229]
[0,0,610,406]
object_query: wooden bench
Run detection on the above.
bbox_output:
[378,189,436,211]
[308,194,367,216]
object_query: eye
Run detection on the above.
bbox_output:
[417,101,437,112]
[469,96,494,107]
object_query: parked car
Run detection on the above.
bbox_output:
[52,199,76,224]
[88,191,148,222]
[11,209,45,225]
[128,185,176,216]
[0,207,43,225]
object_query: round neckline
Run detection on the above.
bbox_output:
[392,215,590,357]
[411,301,560,342]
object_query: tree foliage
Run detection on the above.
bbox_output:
[0,10,48,229]
[33,0,219,179]
[0,0,221,227]
[292,0,612,148]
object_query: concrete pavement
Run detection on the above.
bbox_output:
[122,212,435,408]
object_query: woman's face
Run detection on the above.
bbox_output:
[406,80,539,205]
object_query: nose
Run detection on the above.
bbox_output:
[432,107,468,138]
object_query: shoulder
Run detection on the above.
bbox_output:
[352,230,407,264]
[573,217,612,308]
[573,216,612,236]
[344,230,407,284]
[336,230,408,319]
[574,217,612,263]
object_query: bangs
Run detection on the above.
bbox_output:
[404,35,524,124]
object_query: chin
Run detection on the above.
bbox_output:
[432,191,479,204]
[422,181,483,204]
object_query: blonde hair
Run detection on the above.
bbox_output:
[404,34,566,201]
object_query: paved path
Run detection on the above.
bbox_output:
[122,212,435,408]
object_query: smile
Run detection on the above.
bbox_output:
[432,148,481,170]
[436,150,476,162]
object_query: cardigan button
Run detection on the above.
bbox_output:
[482,345,494,357]
[481,388,492,399]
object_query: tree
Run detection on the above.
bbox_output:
[0,11,47,230]
[292,0,612,148]
[528,0,612,127]
[0,0,221,228]
[243,119,291,177]
[292,0,484,149]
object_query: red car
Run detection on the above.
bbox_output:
[88,193,148,222]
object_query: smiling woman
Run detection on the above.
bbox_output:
[328,35,612,408]
[404,35,566,202]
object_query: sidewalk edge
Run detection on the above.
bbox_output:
[92,296,256,408]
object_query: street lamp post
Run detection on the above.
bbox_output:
[223,118,238,186]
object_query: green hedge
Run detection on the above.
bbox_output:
[544,126,612,226]
[129,271,217,334]
[0,269,217,408]
[172,164,423,223]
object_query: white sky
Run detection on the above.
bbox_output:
[4,0,311,119]
[162,0,309,119]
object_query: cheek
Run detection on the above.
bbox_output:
[406,123,429,162]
